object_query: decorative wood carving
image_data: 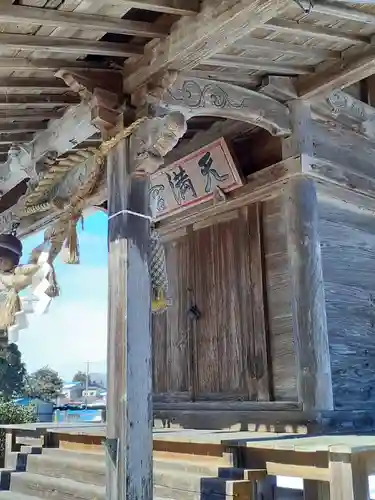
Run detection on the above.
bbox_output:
[3,111,187,236]
[130,111,187,175]
[326,89,375,139]
[149,76,291,136]
[56,69,123,132]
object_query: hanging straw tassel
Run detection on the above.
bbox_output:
[150,229,169,314]
[0,288,21,329]
[45,264,60,298]
[61,216,80,264]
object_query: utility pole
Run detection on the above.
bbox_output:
[85,360,90,408]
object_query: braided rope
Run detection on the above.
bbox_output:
[23,117,147,219]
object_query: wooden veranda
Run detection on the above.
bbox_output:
[0,0,375,499]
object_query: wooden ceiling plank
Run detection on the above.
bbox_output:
[0,78,68,92]
[310,1,375,25]
[0,57,121,72]
[0,111,62,121]
[296,47,375,100]
[0,133,34,144]
[266,19,368,45]
[203,55,314,75]
[0,94,79,108]
[232,37,340,60]
[0,4,169,38]
[183,69,261,86]
[0,33,143,58]
[124,0,294,92]
[106,0,198,16]
[0,122,47,133]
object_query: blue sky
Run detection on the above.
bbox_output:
[18,211,108,380]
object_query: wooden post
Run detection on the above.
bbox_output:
[329,453,370,500]
[106,135,153,500]
[304,480,330,500]
[284,175,333,411]
[4,429,20,467]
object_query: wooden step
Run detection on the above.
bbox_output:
[0,492,44,500]
[37,448,235,479]
[26,455,105,487]
[9,473,105,500]
[26,452,246,488]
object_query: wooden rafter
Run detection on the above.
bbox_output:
[0,4,169,38]
[0,33,143,58]
[0,95,79,108]
[0,133,34,144]
[203,55,313,75]
[265,19,368,45]
[0,57,121,73]
[309,1,375,24]
[0,111,62,122]
[0,123,47,133]
[296,47,375,99]
[124,0,294,92]
[0,78,68,92]
[184,70,261,87]
[232,38,340,60]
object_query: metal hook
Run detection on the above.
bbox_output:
[293,0,314,14]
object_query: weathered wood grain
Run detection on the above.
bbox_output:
[318,199,375,410]
[329,453,370,500]
[124,0,292,92]
[153,212,273,403]
[262,197,296,402]
[247,203,271,401]
[284,176,333,411]
[107,136,152,500]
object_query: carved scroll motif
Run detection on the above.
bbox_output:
[151,76,291,136]
[328,90,367,121]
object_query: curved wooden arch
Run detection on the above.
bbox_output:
[152,76,291,137]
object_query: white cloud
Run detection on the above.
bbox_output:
[18,264,108,380]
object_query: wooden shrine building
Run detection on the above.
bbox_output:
[1,0,375,498]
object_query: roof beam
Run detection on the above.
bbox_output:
[0,95,79,109]
[203,55,313,74]
[0,4,169,38]
[124,0,294,92]
[296,47,375,100]
[0,111,63,122]
[232,37,340,60]
[0,33,143,58]
[0,133,34,145]
[1,100,100,192]
[184,69,261,86]
[0,57,120,72]
[309,1,375,24]
[0,123,47,133]
[266,19,368,45]
[0,78,68,92]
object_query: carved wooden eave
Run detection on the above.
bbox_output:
[148,76,292,137]
[0,112,187,239]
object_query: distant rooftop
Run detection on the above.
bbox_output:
[63,382,82,389]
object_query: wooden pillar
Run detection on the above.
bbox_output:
[329,453,369,500]
[304,480,329,500]
[284,175,333,411]
[106,135,153,500]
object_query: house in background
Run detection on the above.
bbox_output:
[61,381,83,401]
[13,397,54,422]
